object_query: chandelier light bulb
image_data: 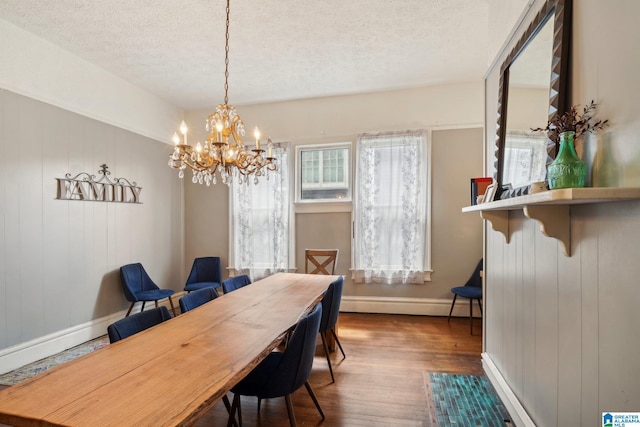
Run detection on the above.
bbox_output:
[254,127,261,150]
[179,120,188,135]
[216,122,223,141]
[195,142,202,153]
[172,132,180,146]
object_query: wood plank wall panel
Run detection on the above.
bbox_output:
[19,96,45,339]
[88,121,110,319]
[67,111,88,326]
[485,227,505,374]
[533,221,559,425]
[3,91,22,346]
[520,218,537,415]
[0,90,6,349]
[557,222,582,427]
[502,214,518,396]
[42,103,71,333]
[576,208,599,426]
[0,89,184,350]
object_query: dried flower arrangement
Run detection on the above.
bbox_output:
[531,100,609,143]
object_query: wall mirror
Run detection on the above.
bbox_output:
[494,0,572,199]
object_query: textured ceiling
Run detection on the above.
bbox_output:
[0,0,494,109]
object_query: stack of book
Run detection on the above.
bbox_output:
[470,177,493,205]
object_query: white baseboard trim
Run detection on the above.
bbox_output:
[340,295,482,317]
[0,293,184,375]
[0,313,120,375]
[482,353,536,427]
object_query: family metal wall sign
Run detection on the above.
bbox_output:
[56,164,142,204]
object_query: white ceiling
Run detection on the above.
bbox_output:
[0,0,502,110]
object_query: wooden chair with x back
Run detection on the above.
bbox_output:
[304,249,339,275]
[304,248,340,354]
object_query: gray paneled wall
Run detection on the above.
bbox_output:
[485,203,640,425]
[0,89,184,350]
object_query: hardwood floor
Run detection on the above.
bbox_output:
[195,313,483,426]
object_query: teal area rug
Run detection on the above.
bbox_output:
[0,336,109,386]
[429,373,511,426]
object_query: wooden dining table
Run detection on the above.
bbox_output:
[0,272,338,427]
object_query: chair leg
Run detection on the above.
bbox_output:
[469,297,473,335]
[167,296,176,316]
[154,300,159,308]
[320,332,335,382]
[222,395,238,427]
[226,394,236,427]
[125,302,135,317]
[284,394,297,427]
[140,301,146,312]
[447,295,457,322]
[227,393,242,427]
[330,328,346,359]
[477,298,483,315]
[304,381,325,419]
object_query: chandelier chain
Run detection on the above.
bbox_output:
[224,0,230,105]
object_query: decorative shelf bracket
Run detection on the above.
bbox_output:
[480,210,510,243]
[463,188,640,258]
[523,205,570,256]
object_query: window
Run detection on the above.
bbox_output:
[229,143,294,281]
[296,143,351,202]
[353,130,431,284]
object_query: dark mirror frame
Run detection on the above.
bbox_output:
[494,0,572,200]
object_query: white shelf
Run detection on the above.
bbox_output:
[462,187,640,256]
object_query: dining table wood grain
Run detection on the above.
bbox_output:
[0,272,338,427]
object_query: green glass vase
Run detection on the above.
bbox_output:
[547,131,587,189]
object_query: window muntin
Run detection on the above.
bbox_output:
[296,143,351,202]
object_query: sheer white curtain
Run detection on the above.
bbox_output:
[353,130,430,284]
[230,143,292,281]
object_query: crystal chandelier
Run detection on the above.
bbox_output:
[168,0,276,186]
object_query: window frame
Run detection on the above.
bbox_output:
[295,142,352,205]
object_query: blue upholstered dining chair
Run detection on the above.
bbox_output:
[107,306,173,343]
[179,287,218,314]
[222,274,252,294]
[319,276,346,383]
[119,263,176,317]
[447,259,483,335]
[184,257,223,293]
[227,304,325,427]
